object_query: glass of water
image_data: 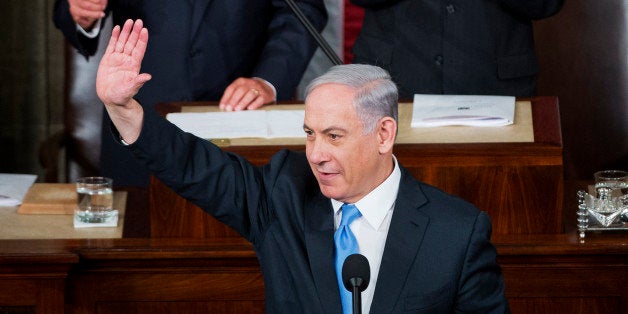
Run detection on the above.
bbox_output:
[75,176,115,224]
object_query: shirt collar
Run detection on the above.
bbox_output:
[332,156,401,230]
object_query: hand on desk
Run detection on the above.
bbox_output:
[219,77,276,111]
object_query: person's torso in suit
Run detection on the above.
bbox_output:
[56,0,327,102]
[53,0,327,186]
[127,112,509,313]
[351,0,564,99]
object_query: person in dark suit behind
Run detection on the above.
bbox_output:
[53,0,327,186]
[350,0,564,99]
[96,20,509,313]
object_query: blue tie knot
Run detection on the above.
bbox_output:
[340,203,361,227]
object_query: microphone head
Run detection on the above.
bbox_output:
[342,253,370,292]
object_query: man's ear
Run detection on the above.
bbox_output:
[377,117,397,154]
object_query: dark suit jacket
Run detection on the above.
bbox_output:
[53,0,327,186]
[123,111,509,313]
[350,0,564,99]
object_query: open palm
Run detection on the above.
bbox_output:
[96,19,151,107]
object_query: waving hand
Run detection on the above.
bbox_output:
[96,19,152,144]
[96,19,151,108]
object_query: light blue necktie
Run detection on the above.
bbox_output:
[334,203,362,314]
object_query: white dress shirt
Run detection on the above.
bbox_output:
[332,156,401,313]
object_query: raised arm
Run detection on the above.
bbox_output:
[96,19,152,144]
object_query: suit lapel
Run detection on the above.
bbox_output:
[370,169,430,312]
[189,0,211,41]
[305,192,342,314]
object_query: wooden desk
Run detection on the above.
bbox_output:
[152,97,563,236]
[1,97,624,313]
[0,183,626,313]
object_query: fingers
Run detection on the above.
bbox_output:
[219,86,255,111]
[104,24,120,55]
[245,97,267,110]
[115,19,134,53]
[68,0,106,13]
[68,0,106,29]
[132,27,149,62]
[97,19,149,107]
[108,19,146,58]
[219,78,276,111]
[133,73,152,92]
[124,20,143,55]
[71,7,105,20]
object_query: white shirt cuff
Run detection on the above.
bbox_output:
[76,18,103,38]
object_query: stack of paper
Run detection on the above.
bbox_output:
[0,173,37,206]
[411,94,516,127]
[166,110,305,139]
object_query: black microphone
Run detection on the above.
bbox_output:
[342,253,370,314]
[283,0,343,65]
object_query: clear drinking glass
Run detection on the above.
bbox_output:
[74,176,115,224]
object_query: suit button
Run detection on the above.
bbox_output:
[434,55,443,66]
[446,4,455,14]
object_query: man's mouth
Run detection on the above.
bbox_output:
[317,169,338,181]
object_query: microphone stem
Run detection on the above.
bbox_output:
[352,286,362,314]
[283,0,344,65]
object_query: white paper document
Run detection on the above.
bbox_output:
[0,173,37,206]
[166,110,305,139]
[411,94,516,127]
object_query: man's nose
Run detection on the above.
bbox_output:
[307,138,328,164]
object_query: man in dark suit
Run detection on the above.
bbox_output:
[350,0,564,99]
[53,0,327,186]
[96,20,509,312]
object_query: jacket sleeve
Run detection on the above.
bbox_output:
[53,0,104,58]
[456,212,510,313]
[252,0,328,100]
[123,110,278,243]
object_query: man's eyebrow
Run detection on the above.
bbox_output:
[321,126,347,134]
[302,123,348,134]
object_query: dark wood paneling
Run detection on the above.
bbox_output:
[534,0,628,179]
[149,179,241,238]
[508,298,620,314]
[96,301,264,314]
[0,230,626,313]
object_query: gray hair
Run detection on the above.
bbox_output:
[305,64,398,134]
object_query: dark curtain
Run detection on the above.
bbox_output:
[0,0,65,180]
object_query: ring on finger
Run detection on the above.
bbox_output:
[250,88,260,96]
